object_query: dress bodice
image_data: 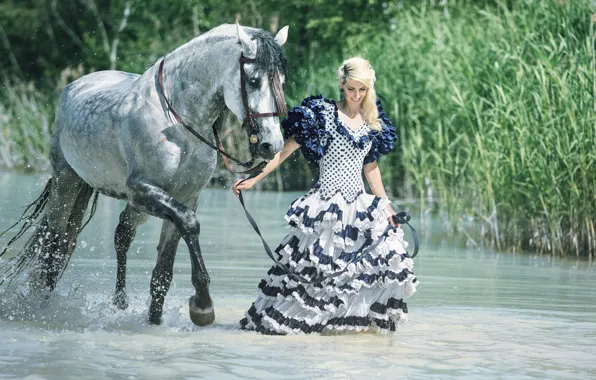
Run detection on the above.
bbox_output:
[281,95,398,203]
[315,105,373,202]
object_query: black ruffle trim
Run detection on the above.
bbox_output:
[286,203,343,229]
[241,301,404,335]
[370,297,408,314]
[364,99,398,164]
[281,95,334,163]
[286,195,385,232]
[287,219,363,246]
[258,280,345,311]
[356,268,414,285]
[273,231,374,275]
[240,306,286,335]
[334,110,374,151]
[266,264,416,290]
[355,196,383,222]
[258,280,408,316]
[266,249,414,293]
[275,227,411,278]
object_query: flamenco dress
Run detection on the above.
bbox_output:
[240,95,418,335]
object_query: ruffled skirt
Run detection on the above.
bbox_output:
[240,190,418,335]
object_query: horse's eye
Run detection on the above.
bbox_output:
[248,77,261,87]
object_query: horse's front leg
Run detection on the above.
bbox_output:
[126,179,214,326]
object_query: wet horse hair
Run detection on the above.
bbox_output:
[0,180,100,287]
[0,180,53,286]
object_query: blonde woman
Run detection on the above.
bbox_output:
[234,57,418,335]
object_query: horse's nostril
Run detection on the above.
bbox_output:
[260,142,273,154]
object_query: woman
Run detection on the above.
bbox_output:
[233,57,418,335]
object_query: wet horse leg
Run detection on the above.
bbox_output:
[126,180,214,326]
[113,205,148,309]
[148,220,181,325]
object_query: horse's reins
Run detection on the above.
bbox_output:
[157,51,419,285]
[157,52,286,175]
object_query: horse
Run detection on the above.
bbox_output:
[0,23,289,327]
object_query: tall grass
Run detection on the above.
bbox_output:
[0,78,52,171]
[367,1,595,257]
[289,0,595,257]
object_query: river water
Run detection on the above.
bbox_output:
[0,172,595,379]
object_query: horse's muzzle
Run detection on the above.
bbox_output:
[256,141,281,160]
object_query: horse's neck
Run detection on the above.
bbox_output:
[162,38,236,132]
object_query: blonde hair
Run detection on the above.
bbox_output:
[337,57,380,131]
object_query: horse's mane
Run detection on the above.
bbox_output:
[244,28,287,77]
[191,24,287,77]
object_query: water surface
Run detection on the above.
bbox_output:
[1,172,595,379]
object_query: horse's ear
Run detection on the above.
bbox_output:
[274,26,289,46]
[236,23,257,58]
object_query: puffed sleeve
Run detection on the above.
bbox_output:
[281,95,333,163]
[364,99,398,165]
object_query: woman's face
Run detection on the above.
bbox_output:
[341,78,368,108]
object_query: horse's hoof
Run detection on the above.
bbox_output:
[39,292,51,309]
[189,295,215,326]
[148,312,162,325]
[113,291,129,310]
[148,302,163,325]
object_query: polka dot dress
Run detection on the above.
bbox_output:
[240,95,418,335]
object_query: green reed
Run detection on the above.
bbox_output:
[291,0,595,257]
[0,78,52,171]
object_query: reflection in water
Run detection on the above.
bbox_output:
[1,172,595,379]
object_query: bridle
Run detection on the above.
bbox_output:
[157,52,287,175]
[239,53,288,147]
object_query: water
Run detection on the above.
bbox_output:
[1,172,595,379]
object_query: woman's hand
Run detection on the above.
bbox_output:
[386,204,400,228]
[232,177,256,198]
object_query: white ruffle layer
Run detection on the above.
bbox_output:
[285,190,393,249]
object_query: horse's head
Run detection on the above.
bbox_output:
[223,24,288,160]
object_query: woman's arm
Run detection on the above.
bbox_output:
[232,137,301,197]
[364,161,389,198]
[363,161,398,226]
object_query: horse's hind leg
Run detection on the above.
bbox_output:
[113,205,148,309]
[148,220,181,324]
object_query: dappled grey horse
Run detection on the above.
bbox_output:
[0,23,289,326]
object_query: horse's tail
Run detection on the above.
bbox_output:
[0,178,99,288]
[0,178,53,286]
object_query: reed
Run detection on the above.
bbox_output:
[288,0,595,257]
[0,78,52,171]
